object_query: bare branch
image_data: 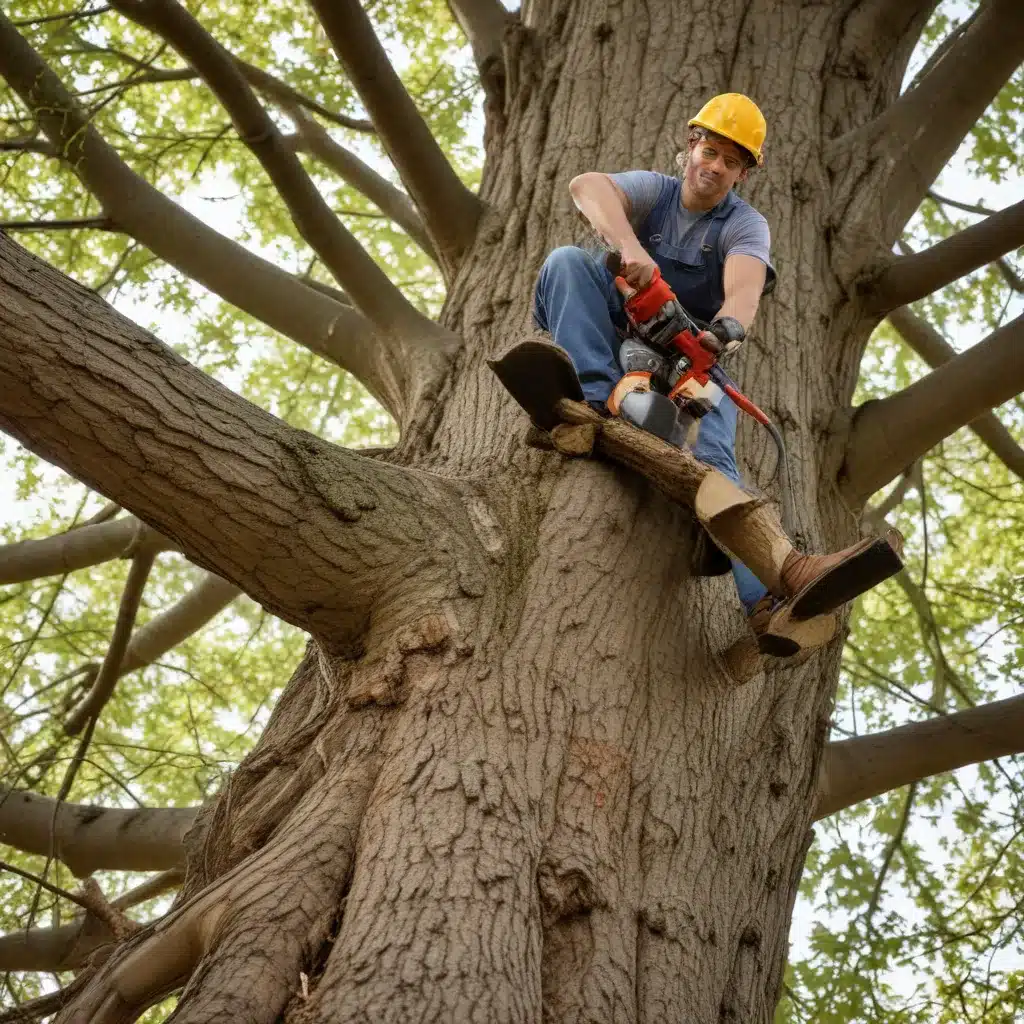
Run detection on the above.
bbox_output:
[235,59,373,133]
[0,858,99,914]
[840,313,1024,504]
[0,12,404,412]
[865,199,1024,313]
[0,135,55,155]
[106,0,427,334]
[284,112,436,260]
[64,549,157,735]
[309,0,484,272]
[0,517,174,586]
[887,307,1024,480]
[832,0,1024,241]
[445,0,512,100]
[11,4,111,28]
[0,869,180,975]
[817,693,1024,818]
[0,231,481,640]
[118,572,240,676]
[0,216,114,233]
[926,192,1024,292]
[0,789,192,875]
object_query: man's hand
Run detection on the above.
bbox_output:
[614,248,658,292]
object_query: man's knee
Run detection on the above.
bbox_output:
[539,245,597,281]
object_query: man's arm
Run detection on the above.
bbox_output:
[568,172,658,288]
[716,254,767,330]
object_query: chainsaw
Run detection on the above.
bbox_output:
[605,252,795,534]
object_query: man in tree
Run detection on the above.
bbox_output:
[533,93,902,661]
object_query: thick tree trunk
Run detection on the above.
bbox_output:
[7,2,941,1022]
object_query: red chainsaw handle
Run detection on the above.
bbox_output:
[604,253,676,321]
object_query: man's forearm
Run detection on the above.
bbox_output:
[569,173,645,257]
[715,290,761,331]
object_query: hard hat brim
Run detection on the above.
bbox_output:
[688,117,765,167]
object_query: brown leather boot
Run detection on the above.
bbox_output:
[722,599,838,684]
[694,471,905,620]
[780,528,904,620]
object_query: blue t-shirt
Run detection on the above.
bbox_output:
[609,170,776,288]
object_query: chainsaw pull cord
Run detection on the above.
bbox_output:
[711,367,797,539]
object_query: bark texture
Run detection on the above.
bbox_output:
[2,1,1020,1022]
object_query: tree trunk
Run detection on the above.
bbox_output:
[4,2,946,1022]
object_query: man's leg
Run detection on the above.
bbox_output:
[691,396,769,613]
[534,246,625,405]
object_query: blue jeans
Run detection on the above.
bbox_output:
[533,246,767,613]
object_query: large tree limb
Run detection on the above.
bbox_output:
[309,0,483,273]
[0,790,193,875]
[0,517,174,586]
[0,12,419,417]
[831,0,1024,243]
[887,306,1024,481]
[284,110,436,260]
[865,199,1024,313]
[0,232,484,641]
[817,694,1024,818]
[839,313,1024,504]
[105,0,426,334]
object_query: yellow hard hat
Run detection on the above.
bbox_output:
[688,93,766,167]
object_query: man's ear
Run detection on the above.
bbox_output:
[737,166,750,183]
[674,145,694,173]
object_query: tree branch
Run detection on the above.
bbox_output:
[64,548,157,735]
[0,232,483,641]
[864,199,1024,313]
[309,0,483,273]
[832,0,1024,241]
[0,517,174,586]
[117,572,240,676]
[887,306,1024,481]
[817,694,1024,818]
[0,12,413,415]
[284,111,436,260]
[68,55,374,132]
[445,0,512,102]
[0,790,193,875]
[839,313,1024,503]
[0,216,115,233]
[0,869,181,975]
[106,0,427,334]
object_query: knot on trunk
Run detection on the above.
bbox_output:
[347,613,456,708]
[538,861,604,924]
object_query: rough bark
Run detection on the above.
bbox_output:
[0,232,487,643]
[1,0,1021,1021]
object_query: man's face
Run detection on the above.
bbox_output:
[684,133,750,204]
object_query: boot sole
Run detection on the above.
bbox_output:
[789,538,902,620]
[757,634,802,657]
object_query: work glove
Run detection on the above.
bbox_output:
[699,315,746,357]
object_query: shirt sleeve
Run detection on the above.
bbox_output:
[606,171,670,229]
[720,206,777,293]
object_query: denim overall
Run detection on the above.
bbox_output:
[533,183,768,611]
